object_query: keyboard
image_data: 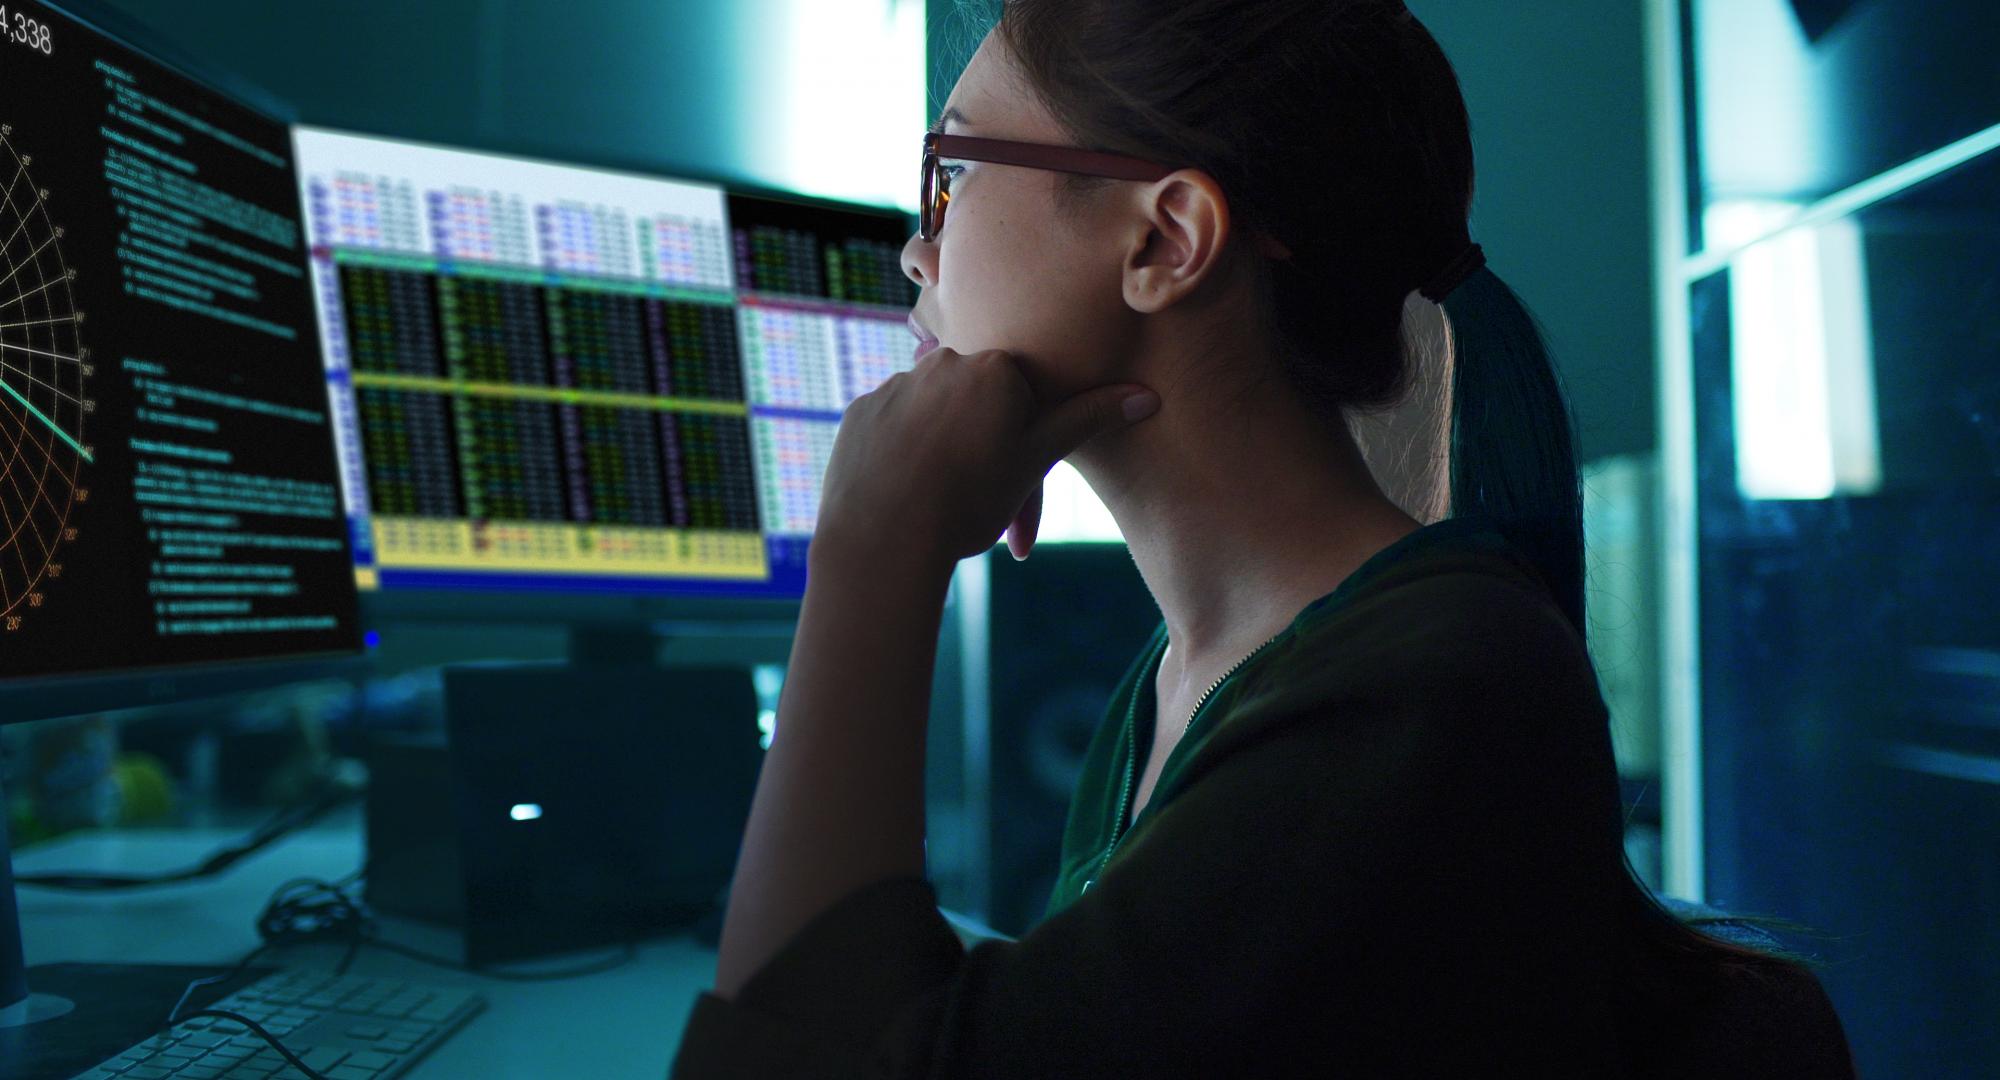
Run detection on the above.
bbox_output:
[71,970,486,1080]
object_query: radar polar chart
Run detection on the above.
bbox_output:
[0,121,91,632]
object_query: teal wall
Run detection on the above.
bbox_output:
[83,0,761,190]
[926,1,1657,463]
[1410,0,1655,463]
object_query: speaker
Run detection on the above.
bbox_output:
[985,546,1159,936]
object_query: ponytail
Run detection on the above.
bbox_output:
[1432,256,1840,983]
[1434,263,1586,636]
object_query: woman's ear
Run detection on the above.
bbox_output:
[1122,169,1232,314]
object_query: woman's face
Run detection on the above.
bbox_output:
[900,32,1144,405]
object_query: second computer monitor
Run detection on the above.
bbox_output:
[292,126,919,605]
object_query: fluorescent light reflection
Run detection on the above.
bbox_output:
[1715,200,1881,500]
[762,0,926,211]
[1037,461,1123,544]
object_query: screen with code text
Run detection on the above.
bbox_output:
[0,1,360,681]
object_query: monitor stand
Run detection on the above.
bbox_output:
[568,622,664,667]
[0,778,59,1027]
[0,777,270,1077]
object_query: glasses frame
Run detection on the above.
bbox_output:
[920,131,1177,242]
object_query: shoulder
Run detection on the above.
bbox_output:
[1362,559,1588,677]
[1229,549,1604,730]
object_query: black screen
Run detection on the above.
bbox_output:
[0,1,358,682]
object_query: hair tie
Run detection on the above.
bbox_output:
[1419,243,1485,303]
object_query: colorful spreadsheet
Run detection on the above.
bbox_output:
[294,127,916,597]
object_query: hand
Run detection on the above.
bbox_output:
[814,347,1160,568]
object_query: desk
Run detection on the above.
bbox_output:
[15,822,720,1078]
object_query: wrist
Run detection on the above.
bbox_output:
[806,522,958,583]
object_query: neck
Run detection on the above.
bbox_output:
[1069,347,1420,690]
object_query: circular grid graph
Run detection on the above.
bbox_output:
[0,123,90,624]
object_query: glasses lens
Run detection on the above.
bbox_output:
[920,153,935,240]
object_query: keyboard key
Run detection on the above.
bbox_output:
[342,1050,397,1070]
[181,1066,227,1079]
[327,1068,385,1080]
[343,1023,388,1040]
[125,1068,173,1080]
[410,1001,457,1022]
[297,1046,350,1072]
[371,1040,416,1054]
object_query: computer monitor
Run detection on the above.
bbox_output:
[290,127,921,629]
[0,13,361,708]
[0,0,363,1056]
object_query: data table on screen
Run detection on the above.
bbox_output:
[296,129,919,598]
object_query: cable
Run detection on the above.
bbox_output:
[174,1009,333,1080]
[256,874,374,948]
[140,861,644,1080]
[153,871,369,1080]
[15,778,364,891]
[160,942,326,1080]
[255,870,643,980]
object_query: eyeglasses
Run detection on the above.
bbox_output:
[919,131,1177,242]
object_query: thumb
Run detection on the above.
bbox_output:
[1026,384,1160,465]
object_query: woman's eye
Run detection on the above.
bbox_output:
[940,164,967,181]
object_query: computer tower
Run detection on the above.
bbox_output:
[365,663,763,965]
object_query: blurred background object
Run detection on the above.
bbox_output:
[1656,0,2000,1075]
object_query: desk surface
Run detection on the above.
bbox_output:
[16,822,720,1078]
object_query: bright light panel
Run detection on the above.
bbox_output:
[1716,200,1881,500]
[758,0,926,212]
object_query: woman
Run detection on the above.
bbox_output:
[674,1,1855,1075]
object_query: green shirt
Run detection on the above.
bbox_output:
[670,518,1849,1077]
[1041,516,1528,921]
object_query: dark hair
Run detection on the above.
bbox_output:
[958,0,1837,1036]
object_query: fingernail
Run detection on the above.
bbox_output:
[1122,392,1160,422]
